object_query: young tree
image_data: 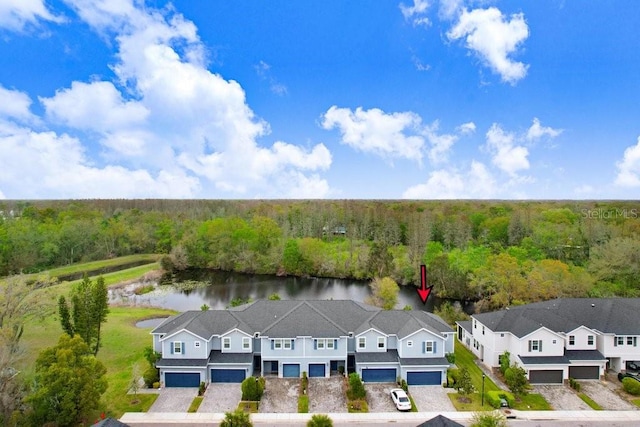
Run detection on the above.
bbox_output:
[57,275,109,355]
[504,365,529,396]
[499,351,511,375]
[367,277,399,310]
[456,367,474,396]
[26,334,107,427]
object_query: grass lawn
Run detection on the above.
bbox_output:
[632,398,640,408]
[237,401,259,413]
[578,393,603,410]
[454,340,500,393]
[511,393,553,410]
[188,396,204,413]
[448,392,487,411]
[31,254,160,279]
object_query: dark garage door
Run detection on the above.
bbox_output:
[283,364,300,378]
[165,372,200,387]
[569,366,599,380]
[362,368,396,383]
[407,371,442,385]
[309,364,326,377]
[211,369,246,383]
[529,370,563,384]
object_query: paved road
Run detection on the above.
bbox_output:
[125,420,640,427]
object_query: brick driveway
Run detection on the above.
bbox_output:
[408,385,456,412]
[258,378,299,413]
[198,383,242,413]
[148,388,198,412]
[532,385,591,410]
[309,376,348,413]
[364,383,399,412]
[580,380,638,410]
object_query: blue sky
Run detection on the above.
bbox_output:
[0,0,639,199]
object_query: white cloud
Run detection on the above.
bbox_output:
[0,0,331,198]
[423,120,457,163]
[457,121,476,135]
[447,7,529,84]
[255,60,288,96]
[526,117,562,141]
[402,160,496,199]
[615,137,640,187]
[400,0,431,26]
[0,85,37,123]
[439,0,463,19]
[0,0,62,31]
[485,123,529,176]
[322,106,425,162]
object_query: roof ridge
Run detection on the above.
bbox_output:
[305,301,348,334]
[262,300,306,333]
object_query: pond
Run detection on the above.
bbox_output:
[114,269,475,315]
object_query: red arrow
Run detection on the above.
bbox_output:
[416,264,433,304]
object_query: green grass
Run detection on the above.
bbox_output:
[454,340,500,393]
[237,401,259,413]
[408,394,418,412]
[298,395,309,413]
[632,398,640,408]
[188,396,204,413]
[578,393,603,410]
[32,254,161,279]
[448,392,486,411]
[511,393,552,410]
[347,398,368,413]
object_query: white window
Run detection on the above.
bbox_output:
[482,326,485,335]
[617,336,625,346]
[407,340,413,348]
[569,335,575,345]
[173,341,182,354]
[284,339,292,349]
[222,337,230,350]
[317,339,325,349]
[274,339,282,349]
[474,320,477,329]
[327,339,334,350]
[272,339,293,350]
[194,341,201,348]
[587,335,594,346]
[529,340,542,352]
[552,339,556,344]
[377,337,385,349]
[425,341,434,353]
[358,337,366,349]
[243,337,251,350]
[628,337,634,346]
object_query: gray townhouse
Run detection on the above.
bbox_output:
[457,298,640,384]
[151,299,454,387]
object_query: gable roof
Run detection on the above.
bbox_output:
[152,300,453,339]
[473,298,640,337]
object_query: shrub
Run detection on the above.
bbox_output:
[301,371,308,394]
[499,351,511,375]
[143,366,159,387]
[623,378,640,396]
[152,382,160,389]
[569,378,581,392]
[448,368,459,388]
[241,376,265,401]
[470,411,507,427]
[485,391,515,409]
[307,414,333,427]
[347,373,366,400]
[504,366,529,395]
[338,365,345,375]
[446,352,456,364]
[198,381,207,396]
[400,379,408,392]
[221,409,252,427]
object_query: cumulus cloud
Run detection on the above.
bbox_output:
[485,123,529,176]
[615,137,640,187]
[526,117,562,141]
[0,85,38,123]
[447,7,529,84]
[457,121,476,135]
[0,0,332,198]
[400,0,431,26]
[322,106,425,162]
[0,0,62,31]
[423,121,457,163]
[402,161,496,199]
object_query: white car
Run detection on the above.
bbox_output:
[390,388,411,411]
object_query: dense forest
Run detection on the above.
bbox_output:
[1,199,639,311]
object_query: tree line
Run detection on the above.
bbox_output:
[1,200,639,309]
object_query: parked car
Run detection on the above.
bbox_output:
[628,362,639,371]
[390,388,412,411]
[618,372,640,383]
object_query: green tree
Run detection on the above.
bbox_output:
[26,334,107,427]
[268,293,281,301]
[221,409,252,427]
[347,373,366,400]
[470,411,507,427]
[57,275,109,355]
[456,367,474,396]
[504,365,529,396]
[367,277,399,310]
[307,414,333,427]
[499,351,511,375]
[241,376,265,401]
[433,301,470,327]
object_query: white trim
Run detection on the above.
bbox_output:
[221,328,253,338]
[355,327,388,337]
[161,328,208,342]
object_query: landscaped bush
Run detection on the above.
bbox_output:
[569,377,581,392]
[485,390,515,409]
[241,376,265,401]
[143,366,159,387]
[347,373,366,400]
[198,381,207,396]
[301,371,308,394]
[221,409,252,427]
[448,368,459,388]
[470,411,507,427]
[446,352,456,364]
[400,379,408,392]
[623,378,640,396]
[307,414,333,427]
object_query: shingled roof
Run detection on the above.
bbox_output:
[152,300,454,338]
[473,298,640,337]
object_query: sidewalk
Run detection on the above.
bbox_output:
[120,410,640,425]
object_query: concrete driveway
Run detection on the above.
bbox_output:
[580,380,638,410]
[308,376,347,413]
[532,385,591,410]
[408,385,456,412]
[148,388,198,413]
[198,383,242,413]
[258,378,299,413]
[364,383,398,412]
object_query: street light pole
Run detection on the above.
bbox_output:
[481,373,485,406]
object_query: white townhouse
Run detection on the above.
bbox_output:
[457,298,640,384]
[151,299,454,387]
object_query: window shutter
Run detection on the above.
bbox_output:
[291,340,295,350]
[334,339,338,349]
[634,337,637,347]
[539,341,542,352]
[422,342,426,353]
[528,341,532,352]
[614,337,617,347]
[182,342,185,355]
[170,342,174,354]
[271,340,274,350]
[314,340,317,350]
[433,341,437,354]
